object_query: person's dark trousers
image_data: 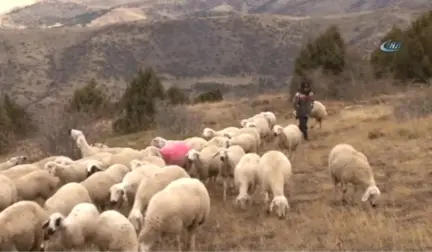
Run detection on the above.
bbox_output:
[298,116,309,140]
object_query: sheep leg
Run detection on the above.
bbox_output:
[341,182,348,203]
[184,230,196,252]
[176,234,182,252]
[223,179,227,201]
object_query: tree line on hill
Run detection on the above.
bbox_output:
[1,10,431,154]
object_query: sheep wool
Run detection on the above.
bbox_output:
[0,201,49,251]
[138,177,210,252]
[128,165,190,232]
[218,145,246,201]
[43,182,92,216]
[259,150,292,219]
[184,136,208,151]
[109,165,160,209]
[328,143,380,207]
[0,163,40,180]
[272,124,302,160]
[234,153,261,209]
[14,170,60,204]
[42,202,100,251]
[185,146,221,182]
[0,155,27,171]
[91,210,138,252]
[0,175,18,211]
[160,141,191,167]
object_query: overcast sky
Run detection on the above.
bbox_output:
[0,0,38,14]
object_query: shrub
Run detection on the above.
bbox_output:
[370,11,432,82]
[166,86,190,105]
[194,89,223,104]
[69,79,108,114]
[113,67,165,134]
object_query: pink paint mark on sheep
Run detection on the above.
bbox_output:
[160,142,191,166]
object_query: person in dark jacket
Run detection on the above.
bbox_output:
[292,79,314,140]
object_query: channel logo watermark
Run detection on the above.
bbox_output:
[379,40,401,53]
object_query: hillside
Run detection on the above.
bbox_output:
[0,8,422,109]
[2,0,431,28]
[3,74,431,250]
[92,90,432,250]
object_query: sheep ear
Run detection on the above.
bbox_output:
[42,220,49,229]
[361,190,370,202]
[54,217,62,227]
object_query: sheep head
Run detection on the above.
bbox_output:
[130,159,144,170]
[42,213,66,239]
[269,195,289,219]
[202,128,215,139]
[86,163,103,177]
[109,183,127,207]
[9,155,27,165]
[151,137,167,148]
[235,194,251,210]
[272,125,284,137]
[240,119,249,127]
[361,185,381,207]
[69,129,84,141]
[44,161,58,174]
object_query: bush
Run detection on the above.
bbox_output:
[370,11,432,82]
[113,67,165,134]
[69,79,108,114]
[194,89,223,104]
[166,86,190,105]
[290,25,346,96]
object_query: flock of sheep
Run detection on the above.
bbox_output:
[0,100,381,251]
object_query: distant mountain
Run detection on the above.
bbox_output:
[2,0,429,29]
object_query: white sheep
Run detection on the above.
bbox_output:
[260,111,277,129]
[109,164,161,210]
[184,146,221,182]
[272,124,302,160]
[128,165,190,232]
[328,143,381,207]
[0,163,40,180]
[228,126,261,150]
[91,210,138,251]
[218,145,245,201]
[205,135,230,148]
[141,155,166,167]
[42,202,100,251]
[0,201,49,251]
[43,182,92,215]
[184,136,208,151]
[234,153,261,209]
[259,150,292,219]
[202,126,239,140]
[138,177,210,252]
[226,133,259,153]
[0,155,27,171]
[81,167,124,210]
[97,148,146,168]
[70,129,136,157]
[293,100,327,129]
[150,136,177,148]
[14,170,60,204]
[140,146,163,158]
[243,114,272,142]
[0,175,18,211]
[45,160,102,185]
[0,155,71,180]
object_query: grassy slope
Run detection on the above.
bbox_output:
[103,90,432,250]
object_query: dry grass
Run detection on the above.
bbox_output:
[100,90,432,251]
